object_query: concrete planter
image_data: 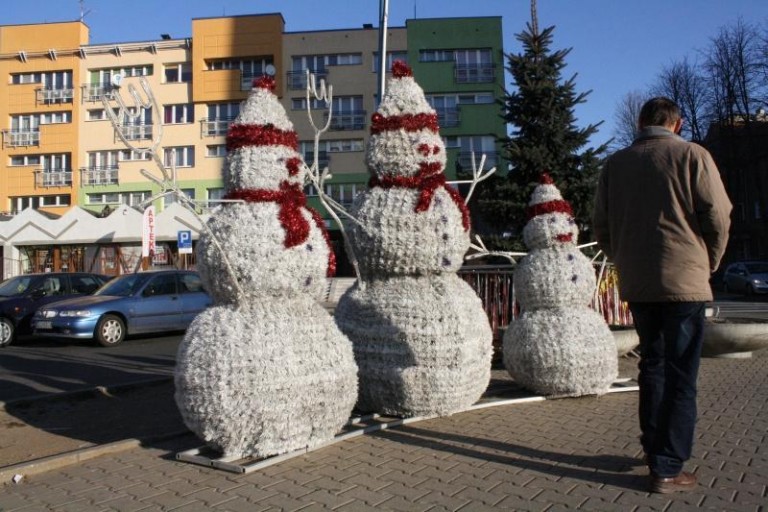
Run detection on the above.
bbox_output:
[703,318,768,358]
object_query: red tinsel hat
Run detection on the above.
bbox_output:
[525,172,574,220]
[370,60,439,135]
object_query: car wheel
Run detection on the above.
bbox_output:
[0,318,14,347]
[95,315,125,347]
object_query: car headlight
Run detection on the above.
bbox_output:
[37,310,57,318]
[753,279,762,285]
[59,310,93,318]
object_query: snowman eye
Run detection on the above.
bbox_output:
[549,217,556,223]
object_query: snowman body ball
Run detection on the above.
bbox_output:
[174,76,358,459]
[503,174,617,397]
[335,62,492,417]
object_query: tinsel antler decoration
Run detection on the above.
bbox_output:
[103,76,246,304]
[302,70,364,284]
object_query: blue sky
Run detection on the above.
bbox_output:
[5,0,768,147]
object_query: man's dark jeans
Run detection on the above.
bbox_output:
[628,301,705,478]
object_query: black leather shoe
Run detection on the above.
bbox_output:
[650,471,697,493]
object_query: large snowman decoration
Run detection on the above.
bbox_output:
[503,174,617,396]
[335,62,492,417]
[174,76,358,458]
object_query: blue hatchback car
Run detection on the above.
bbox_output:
[33,270,211,346]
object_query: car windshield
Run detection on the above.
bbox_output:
[0,276,37,297]
[746,263,768,274]
[94,273,149,297]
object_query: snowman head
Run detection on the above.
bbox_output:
[365,61,447,179]
[522,173,579,250]
[223,75,307,191]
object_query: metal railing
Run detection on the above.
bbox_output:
[200,119,233,137]
[325,111,366,131]
[80,166,119,186]
[118,125,153,141]
[81,83,116,102]
[36,88,75,103]
[2,130,40,147]
[35,169,73,187]
[287,70,328,90]
[454,64,496,84]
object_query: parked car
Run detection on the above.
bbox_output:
[0,272,109,347]
[722,261,768,295]
[33,270,211,347]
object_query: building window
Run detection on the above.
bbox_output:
[326,96,365,131]
[419,49,455,62]
[164,146,195,168]
[11,72,43,84]
[164,104,194,124]
[8,195,70,213]
[164,189,195,207]
[10,155,41,166]
[456,135,499,169]
[323,183,361,207]
[206,145,227,157]
[373,51,408,71]
[86,108,119,121]
[164,63,192,83]
[119,149,151,161]
[205,187,225,209]
[291,97,327,110]
[203,102,240,136]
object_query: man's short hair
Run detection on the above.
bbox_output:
[639,97,681,129]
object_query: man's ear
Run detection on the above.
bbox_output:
[674,118,683,135]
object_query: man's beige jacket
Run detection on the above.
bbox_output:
[592,127,732,302]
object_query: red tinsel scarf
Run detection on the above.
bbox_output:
[224,181,336,276]
[369,164,470,231]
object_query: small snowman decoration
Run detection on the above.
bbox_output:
[503,173,617,397]
[174,76,358,459]
[335,62,492,417]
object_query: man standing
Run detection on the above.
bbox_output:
[593,97,731,493]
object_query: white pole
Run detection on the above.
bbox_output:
[377,0,390,102]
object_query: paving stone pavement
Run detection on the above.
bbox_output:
[1,351,766,511]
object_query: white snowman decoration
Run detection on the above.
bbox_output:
[503,173,617,396]
[175,76,358,459]
[335,62,492,417]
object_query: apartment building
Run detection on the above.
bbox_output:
[0,13,505,274]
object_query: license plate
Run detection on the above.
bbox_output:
[36,321,52,330]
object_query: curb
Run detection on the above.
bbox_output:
[0,429,191,484]
[0,376,173,412]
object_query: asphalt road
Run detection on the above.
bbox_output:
[1,295,766,404]
[0,333,182,403]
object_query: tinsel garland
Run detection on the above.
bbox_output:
[525,199,574,220]
[392,60,412,78]
[226,123,299,152]
[369,170,470,231]
[370,112,439,135]
[252,75,276,91]
[225,183,336,276]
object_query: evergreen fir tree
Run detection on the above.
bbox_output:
[473,21,608,250]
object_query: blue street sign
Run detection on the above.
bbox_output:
[178,230,193,254]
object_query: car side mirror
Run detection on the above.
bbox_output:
[30,289,47,299]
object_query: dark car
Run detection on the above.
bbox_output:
[723,261,768,295]
[32,270,211,347]
[0,272,109,347]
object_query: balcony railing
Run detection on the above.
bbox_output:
[80,166,119,186]
[325,111,366,131]
[457,151,500,170]
[435,107,461,128]
[454,64,496,84]
[82,83,116,102]
[118,125,153,141]
[36,169,72,188]
[2,130,40,147]
[200,119,234,137]
[287,70,328,90]
[36,88,75,104]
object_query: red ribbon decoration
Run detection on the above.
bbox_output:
[369,163,470,231]
[525,199,573,221]
[224,182,336,276]
[226,123,299,152]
